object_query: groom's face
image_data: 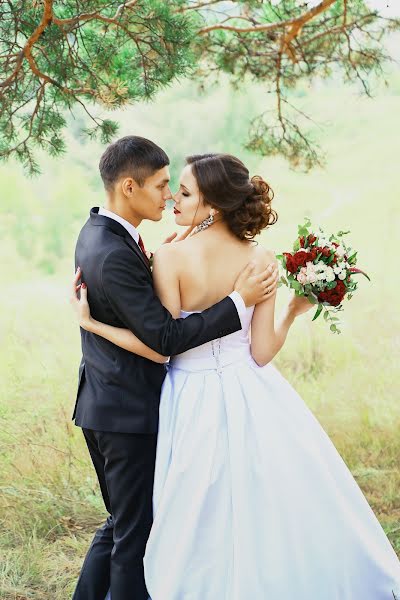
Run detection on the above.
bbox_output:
[126,166,172,222]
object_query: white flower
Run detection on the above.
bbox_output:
[297,272,307,285]
[338,271,347,280]
[333,265,342,275]
[335,245,345,258]
[325,267,335,282]
[307,272,317,284]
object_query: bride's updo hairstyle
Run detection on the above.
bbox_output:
[186,153,277,241]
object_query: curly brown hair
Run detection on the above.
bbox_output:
[186,153,277,240]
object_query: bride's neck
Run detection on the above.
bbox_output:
[195,217,232,239]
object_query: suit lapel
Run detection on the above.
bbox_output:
[90,207,152,275]
[123,232,152,274]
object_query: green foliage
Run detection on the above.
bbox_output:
[1,0,399,174]
[0,0,195,174]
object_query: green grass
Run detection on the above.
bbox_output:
[1,66,400,597]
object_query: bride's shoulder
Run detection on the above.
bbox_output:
[154,238,188,260]
[152,239,189,273]
[250,243,276,270]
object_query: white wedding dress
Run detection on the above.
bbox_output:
[142,305,400,600]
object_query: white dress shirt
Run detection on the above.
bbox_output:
[97,207,246,327]
[99,207,140,245]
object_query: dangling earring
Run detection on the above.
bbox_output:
[190,209,216,236]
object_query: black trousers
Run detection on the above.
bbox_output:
[72,428,157,600]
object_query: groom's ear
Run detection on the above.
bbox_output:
[121,176,137,198]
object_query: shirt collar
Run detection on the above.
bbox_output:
[98,207,139,245]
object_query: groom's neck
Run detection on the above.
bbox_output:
[104,198,142,228]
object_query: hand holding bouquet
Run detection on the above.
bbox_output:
[276,218,370,333]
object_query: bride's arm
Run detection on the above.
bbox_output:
[71,246,181,361]
[70,268,168,363]
[250,248,313,366]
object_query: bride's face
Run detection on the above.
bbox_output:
[173,164,211,227]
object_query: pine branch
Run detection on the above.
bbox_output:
[0,0,398,174]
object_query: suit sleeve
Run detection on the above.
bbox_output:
[101,248,242,356]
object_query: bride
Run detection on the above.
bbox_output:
[72,153,400,599]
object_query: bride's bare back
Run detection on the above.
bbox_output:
[153,222,275,315]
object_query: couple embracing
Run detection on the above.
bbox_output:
[70,136,400,600]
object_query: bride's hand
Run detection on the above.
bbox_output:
[70,268,92,330]
[287,293,314,318]
[162,226,193,245]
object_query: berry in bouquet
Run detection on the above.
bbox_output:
[276,218,370,333]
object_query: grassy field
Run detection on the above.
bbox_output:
[1,67,400,598]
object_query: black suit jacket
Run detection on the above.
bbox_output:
[73,208,242,433]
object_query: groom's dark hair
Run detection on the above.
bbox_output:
[99,135,170,190]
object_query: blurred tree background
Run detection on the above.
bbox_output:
[1,0,399,173]
[0,1,399,598]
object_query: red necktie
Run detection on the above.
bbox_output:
[138,234,153,264]
[138,234,147,256]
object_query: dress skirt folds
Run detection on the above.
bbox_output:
[143,308,400,600]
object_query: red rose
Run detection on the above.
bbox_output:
[308,234,317,245]
[315,246,330,258]
[317,279,347,307]
[309,247,318,261]
[293,250,310,271]
[284,250,312,273]
[299,236,305,248]
[283,252,297,273]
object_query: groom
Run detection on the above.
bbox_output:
[72,135,278,600]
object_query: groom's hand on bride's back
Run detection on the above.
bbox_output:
[234,260,279,307]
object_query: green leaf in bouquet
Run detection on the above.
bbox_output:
[312,304,324,321]
[293,239,301,252]
[337,230,351,237]
[298,226,309,239]
[275,254,283,261]
[306,293,319,305]
[316,252,322,261]
[291,279,302,291]
[323,310,330,321]
[280,275,288,286]
[330,323,341,334]
[298,219,311,236]
[347,252,358,265]
[327,253,335,264]
[348,293,353,300]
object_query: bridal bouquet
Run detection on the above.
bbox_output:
[276,218,370,333]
